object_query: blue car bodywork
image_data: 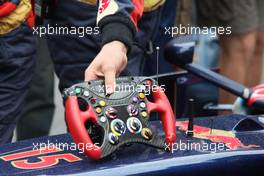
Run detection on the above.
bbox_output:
[0,114,264,176]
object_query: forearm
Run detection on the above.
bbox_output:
[97,0,144,51]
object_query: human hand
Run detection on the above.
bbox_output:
[84,41,128,95]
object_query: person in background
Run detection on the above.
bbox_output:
[0,0,37,144]
[16,37,55,140]
[197,0,264,103]
[47,0,166,95]
[0,0,166,143]
[18,0,166,140]
[0,0,165,144]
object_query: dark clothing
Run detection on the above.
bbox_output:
[16,37,55,140]
[0,22,37,144]
[1,0,144,49]
[145,0,177,75]
[47,0,162,92]
[0,0,8,5]
[0,0,163,143]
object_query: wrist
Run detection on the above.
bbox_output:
[99,16,135,52]
[102,41,128,54]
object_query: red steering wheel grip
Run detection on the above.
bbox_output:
[65,96,101,160]
[0,2,17,17]
[146,86,176,148]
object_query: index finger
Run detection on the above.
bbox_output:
[104,70,116,95]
